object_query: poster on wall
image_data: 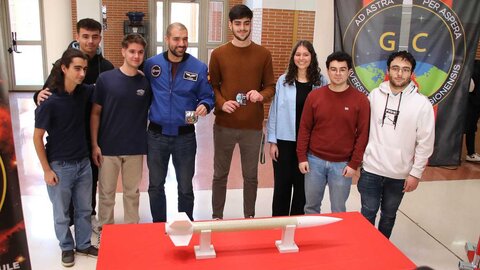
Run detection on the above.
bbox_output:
[334,0,480,166]
[0,69,31,268]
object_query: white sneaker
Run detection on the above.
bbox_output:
[91,215,100,235]
[95,230,101,248]
[466,153,480,162]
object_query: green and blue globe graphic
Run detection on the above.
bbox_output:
[341,0,465,105]
[355,61,447,97]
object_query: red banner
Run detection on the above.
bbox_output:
[0,66,31,268]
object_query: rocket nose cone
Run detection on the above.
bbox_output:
[297,216,342,228]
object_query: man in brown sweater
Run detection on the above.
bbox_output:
[296,51,370,214]
[209,4,275,219]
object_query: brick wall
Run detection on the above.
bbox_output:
[477,41,480,59]
[296,11,315,42]
[71,0,77,39]
[100,0,149,67]
[258,9,316,116]
[208,2,223,42]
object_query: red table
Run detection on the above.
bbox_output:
[97,212,416,270]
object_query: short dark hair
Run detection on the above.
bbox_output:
[76,18,102,34]
[122,33,146,49]
[229,4,253,21]
[387,51,416,71]
[49,48,88,92]
[166,22,188,37]
[326,51,353,69]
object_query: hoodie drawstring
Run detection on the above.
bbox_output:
[381,92,403,129]
[381,93,390,128]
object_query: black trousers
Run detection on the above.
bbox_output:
[465,101,480,155]
[272,140,305,216]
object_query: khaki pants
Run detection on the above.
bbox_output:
[98,155,143,227]
[212,124,262,219]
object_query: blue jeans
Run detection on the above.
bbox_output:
[147,130,196,222]
[304,154,352,214]
[357,169,405,239]
[47,157,92,251]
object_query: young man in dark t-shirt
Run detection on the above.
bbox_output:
[33,49,98,267]
[90,34,151,229]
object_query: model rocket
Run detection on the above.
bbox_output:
[165,212,342,259]
[459,236,480,270]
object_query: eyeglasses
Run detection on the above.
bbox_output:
[389,66,412,74]
[328,67,349,73]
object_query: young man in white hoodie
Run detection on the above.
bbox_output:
[357,51,435,239]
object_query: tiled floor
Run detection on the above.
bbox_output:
[9,92,480,269]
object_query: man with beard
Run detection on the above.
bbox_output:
[357,51,435,238]
[143,23,214,222]
[209,4,275,219]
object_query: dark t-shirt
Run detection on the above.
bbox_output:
[94,68,151,155]
[33,51,114,145]
[34,84,94,162]
[295,80,313,137]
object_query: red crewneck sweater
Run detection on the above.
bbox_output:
[296,85,370,170]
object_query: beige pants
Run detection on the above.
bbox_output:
[98,155,143,227]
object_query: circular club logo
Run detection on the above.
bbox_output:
[343,0,465,105]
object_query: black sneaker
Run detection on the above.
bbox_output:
[61,250,75,267]
[76,245,98,258]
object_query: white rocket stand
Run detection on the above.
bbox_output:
[275,224,299,253]
[194,229,216,259]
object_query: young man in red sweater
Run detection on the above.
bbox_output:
[296,51,370,214]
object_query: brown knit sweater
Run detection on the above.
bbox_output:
[209,42,275,130]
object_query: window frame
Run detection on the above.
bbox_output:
[1,0,47,91]
[150,0,228,64]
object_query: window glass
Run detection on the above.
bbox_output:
[208,2,224,42]
[156,1,164,42]
[171,3,199,43]
[8,0,41,41]
[13,45,44,85]
[156,46,163,55]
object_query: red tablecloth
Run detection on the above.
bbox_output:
[97,212,415,270]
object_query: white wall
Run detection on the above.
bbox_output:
[76,0,101,22]
[248,0,315,11]
[313,0,334,74]
[43,0,72,68]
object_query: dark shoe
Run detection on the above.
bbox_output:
[76,245,98,258]
[61,250,75,267]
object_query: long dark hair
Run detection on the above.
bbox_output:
[48,48,88,93]
[284,40,321,86]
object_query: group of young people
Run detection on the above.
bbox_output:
[33,4,435,267]
[268,43,435,241]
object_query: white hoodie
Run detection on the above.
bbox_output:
[362,81,435,180]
